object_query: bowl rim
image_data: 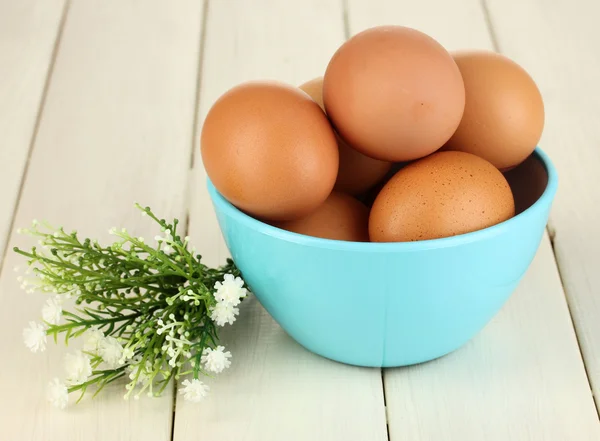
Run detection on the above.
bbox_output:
[206,147,558,252]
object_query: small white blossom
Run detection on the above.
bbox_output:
[120,346,135,364]
[127,361,152,386]
[98,336,124,368]
[64,350,92,385]
[201,346,232,373]
[42,296,63,325]
[178,379,209,403]
[209,302,238,326]
[214,274,247,306]
[47,378,69,409]
[82,327,104,353]
[23,321,47,353]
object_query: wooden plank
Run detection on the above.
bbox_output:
[174,1,388,440]
[486,0,600,412]
[0,0,66,266]
[346,0,600,438]
[174,295,387,441]
[384,235,600,440]
[0,0,203,439]
[345,0,493,49]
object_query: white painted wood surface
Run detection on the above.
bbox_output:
[0,0,203,439]
[174,1,388,440]
[0,0,599,439]
[486,0,600,410]
[347,0,600,438]
[0,0,66,266]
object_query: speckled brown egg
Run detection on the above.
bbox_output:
[323,25,465,162]
[201,80,339,222]
[369,151,515,242]
[442,51,545,170]
[299,77,392,195]
[273,191,370,241]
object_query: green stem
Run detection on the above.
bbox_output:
[67,367,126,393]
[50,312,142,333]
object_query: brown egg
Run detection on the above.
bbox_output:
[323,26,465,162]
[369,151,515,242]
[201,80,339,222]
[272,191,370,242]
[299,77,392,195]
[443,51,545,170]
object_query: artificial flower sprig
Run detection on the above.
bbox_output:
[15,203,248,409]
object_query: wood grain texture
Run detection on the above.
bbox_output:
[346,0,493,50]
[174,1,388,440]
[0,0,203,439]
[173,296,387,441]
[0,0,66,266]
[384,235,600,440]
[347,0,600,438]
[485,0,600,412]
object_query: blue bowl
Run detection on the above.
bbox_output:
[207,147,558,367]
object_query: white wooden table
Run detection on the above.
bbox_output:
[1,0,599,439]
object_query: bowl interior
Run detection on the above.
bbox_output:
[503,152,550,215]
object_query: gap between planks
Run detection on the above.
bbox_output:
[172,1,388,440]
[0,0,71,274]
[171,1,211,438]
[482,0,600,416]
[188,0,211,170]
[346,0,600,439]
[0,1,205,439]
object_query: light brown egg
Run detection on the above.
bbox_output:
[272,191,370,242]
[442,51,545,170]
[299,77,392,195]
[323,25,465,162]
[201,80,339,222]
[369,151,515,242]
